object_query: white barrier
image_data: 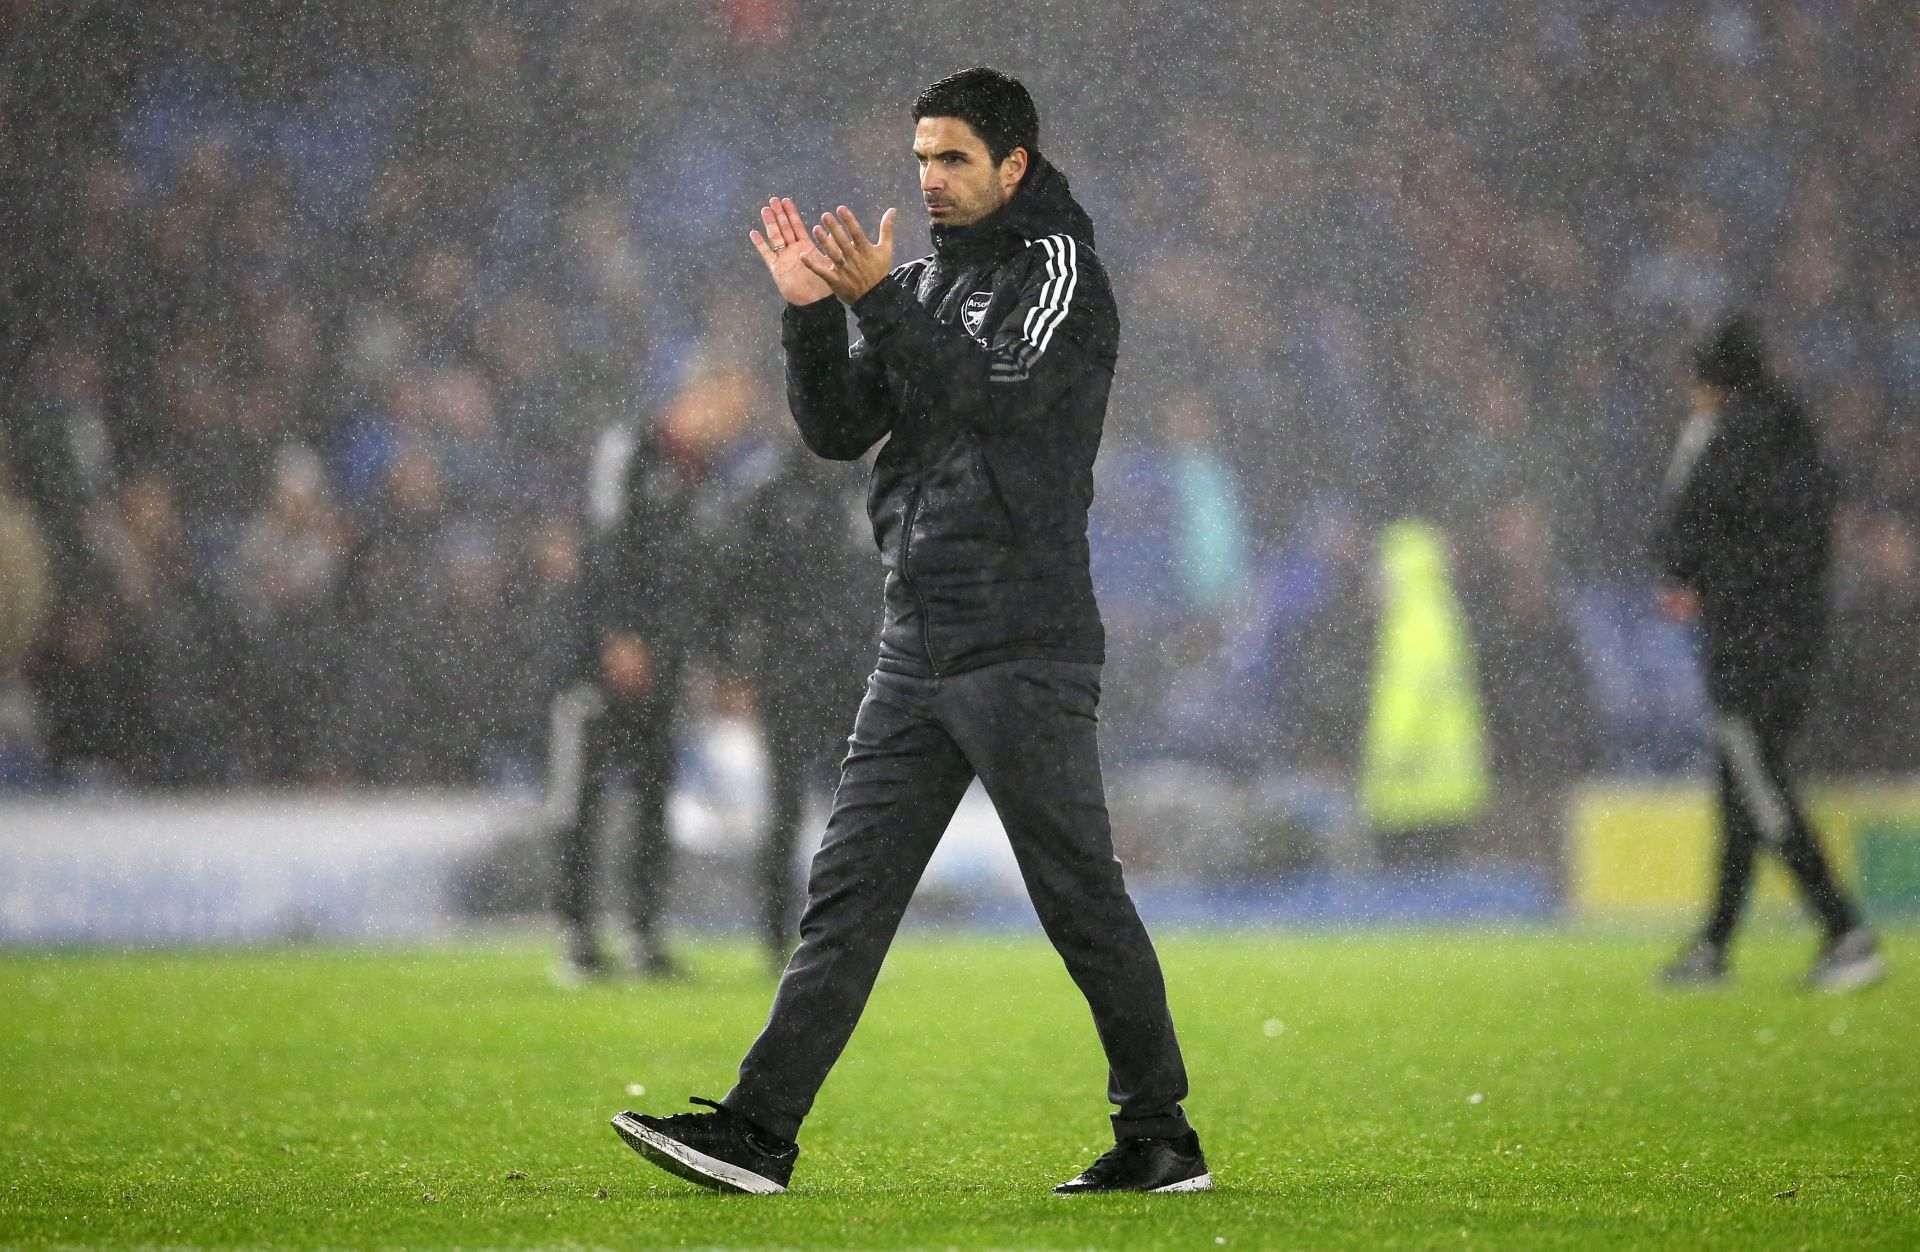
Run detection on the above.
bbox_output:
[0,733,1025,946]
[0,792,539,944]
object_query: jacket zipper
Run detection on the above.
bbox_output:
[899,485,941,674]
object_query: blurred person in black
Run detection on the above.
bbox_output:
[109,469,234,786]
[497,517,585,786]
[547,359,763,984]
[7,340,142,784]
[422,521,520,784]
[5,341,116,609]
[612,69,1205,1197]
[334,443,457,784]
[226,446,346,784]
[1459,493,1597,899]
[724,441,876,969]
[1654,316,1883,992]
[27,565,140,786]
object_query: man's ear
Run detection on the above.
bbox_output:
[999,146,1030,195]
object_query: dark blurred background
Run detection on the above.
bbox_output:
[2,1,1915,858]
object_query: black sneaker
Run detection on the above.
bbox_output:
[611,1098,796,1194]
[621,933,688,982]
[551,933,605,990]
[1805,927,1886,993]
[1054,1130,1211,1194]
[1655,940,1728,989]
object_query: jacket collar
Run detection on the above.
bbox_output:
[929,151,1097,263]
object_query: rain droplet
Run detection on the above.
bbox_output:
[1262,1018,1285,1038]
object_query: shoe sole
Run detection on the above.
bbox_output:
[1055,1171,1214,1195]
[1810,956,1887,993]
[610,1112,786,1195]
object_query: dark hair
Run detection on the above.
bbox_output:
[912,68,1039,167]
[1693,314,1770,391]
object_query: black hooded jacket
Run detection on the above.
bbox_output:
[1656,380,1837,711]
[780,153,1116,676]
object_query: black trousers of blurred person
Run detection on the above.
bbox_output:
[241,609,335,784]
[549,670,681,951]
[1701,675,1858,948]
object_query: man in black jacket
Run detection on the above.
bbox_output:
[1654,317,1883,992]
[548,362,760,983]
[612,69,1206,1196]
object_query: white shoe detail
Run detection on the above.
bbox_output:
[1813,954,1887,993]
[611,1113,787,1194]
[1055,1168,1214,1194]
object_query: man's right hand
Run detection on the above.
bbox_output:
[601,631,654,699]
[751,197,834,306]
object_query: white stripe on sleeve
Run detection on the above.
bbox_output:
[1029,234,1079,355]
[994,235,1081,383]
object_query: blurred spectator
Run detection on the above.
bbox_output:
[1276,512,1375,784]
[6,341,117,594]
[417,365,514,518]
[335,443,457,783]
[1160,392,1250,617]
[0,451,50,676]
[495,516,585,786]
[421,521,519,784]
[1092,391,1252,764]
[110,470,234,786]
[1464,496,1598,786]
[1804,509,1920,777]
[4,0,1920,793]
[725,442,876,961]
[226,446,347,783]
[0,445,51,788]
[1461,495,1599,890]
[1357,520,1491,867]
[28,568,141,788]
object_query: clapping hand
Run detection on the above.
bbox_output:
[802,206,897,305]
[751,197,833,306]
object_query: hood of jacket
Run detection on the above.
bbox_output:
[928,151,1096,261]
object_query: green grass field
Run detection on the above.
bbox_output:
[3,928,1915,1249]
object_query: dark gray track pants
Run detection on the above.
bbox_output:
[722,659,1192,1142]
[1702,697,1857,947]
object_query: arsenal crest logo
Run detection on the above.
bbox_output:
[961,291,993,337]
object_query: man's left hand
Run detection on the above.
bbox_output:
[803,206,897,304]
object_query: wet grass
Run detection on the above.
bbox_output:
[2,928,1915,1248]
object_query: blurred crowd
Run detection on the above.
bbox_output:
[2,0,1917,798]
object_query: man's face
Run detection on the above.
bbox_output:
[914,116,1025,227]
